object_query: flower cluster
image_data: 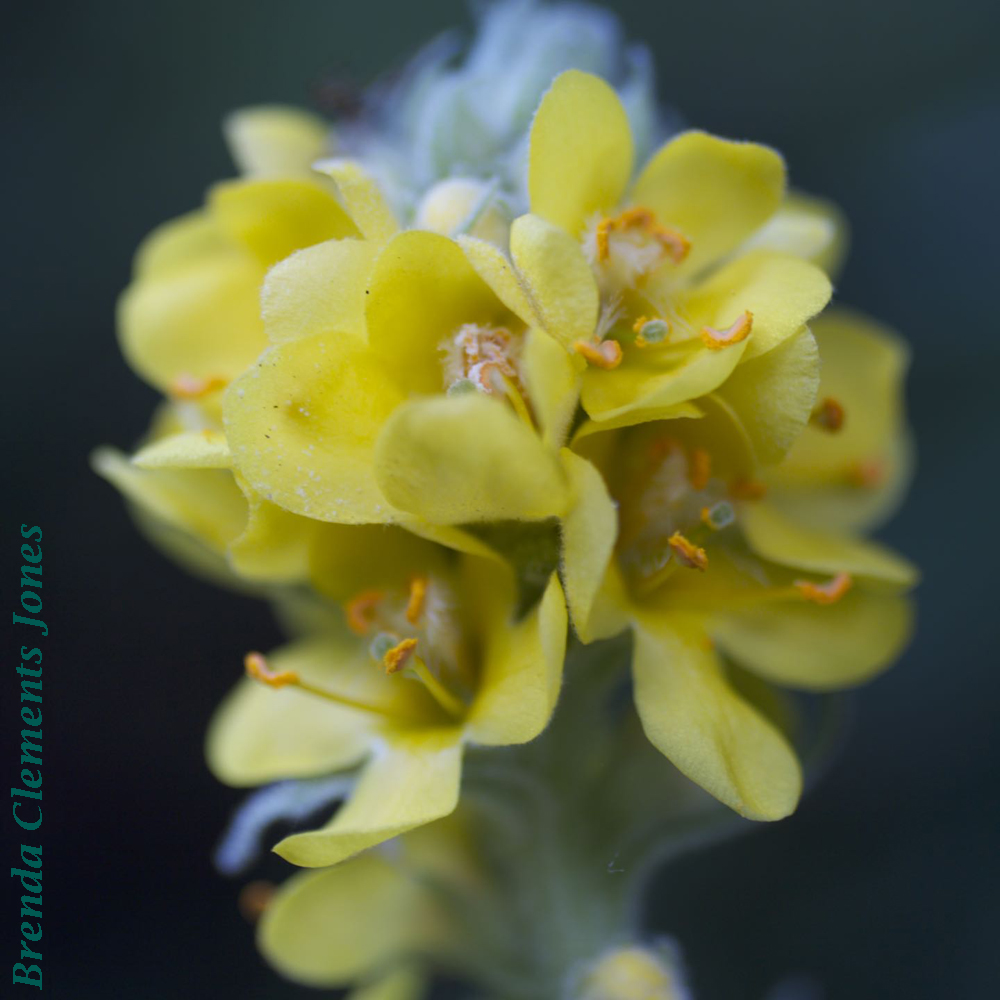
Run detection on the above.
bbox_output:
[97,3,915,997]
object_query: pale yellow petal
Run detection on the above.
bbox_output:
[631,613,802,820]
[509,213,600,348]
[367,230,507,394]
[766,309,913,532]
[559,450,619,642]
[740,191,848,278]
[275,730,464,867]
[680,250,831,360]
[466,572,567,745]
[206,637,384,786]
[522,328,582,448]
[209,177,358,267]
[374,394,570,524]
[528,70,633,234]
[262,237,379,343]
[714,592,914,690]
[118,247,266,391]
[314,158,400,241]
[260,856,439,989]
[457,234,542,326]
[224,105,330,177]
[715,327,820,464]
[225,335,402,523]
[132,430,231,469]
[741,502,918,587]
[631,131,785,274]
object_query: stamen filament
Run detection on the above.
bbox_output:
[244,652,406,720]
[410,656,466,718]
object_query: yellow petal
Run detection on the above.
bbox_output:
[92,446,246,552]
[275,729,463,867]
[225,335,402,523]
[714,592,914,691]
[559,450,620,642]
[680,250,831,360]
[715,327,820,464]
[509,214,600,348]
[228,476,318,583]
[571,401,703,443]
[528,70,633,234]
[132,210,230,279]
[308,524,448,603]
[131,429,232,469]
[223,105,329,177]
[347,969,428,1000]
[466,571,567,745]
[766,309,913,533]
[631,613,802,820]
[631,131,785,275]
[367,230,509,394]
[457,234,542,326]
[206,637,380,787]
[314,158,399,241]
[741,502,918,587]
[118,240,266,392]
[374,394,570,524]
[260,855,440,989]
[740,191,848,278]
[209,177,358,267]
[581,339,747,422]
[522,328,582,448]
[262,237,379,343]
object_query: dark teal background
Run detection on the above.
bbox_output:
[2,1,998,996]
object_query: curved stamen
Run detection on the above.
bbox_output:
[700,311,754,350]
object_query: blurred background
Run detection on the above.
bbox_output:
[2,1,998,996]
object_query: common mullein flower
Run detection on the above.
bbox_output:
[208,537,566,866]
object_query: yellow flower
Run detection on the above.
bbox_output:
[224,225,584,526]
[207,539,567,867]
[257,814,481,998]
[118,106,359,402]
[561,320,917,820]
[464,70,835,427]
[92,404,322,586]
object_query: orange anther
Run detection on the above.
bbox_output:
[690,448,712,491]
[169,373,228,399]
[668,531,709,571]
[795,572,853,605]
[574,338,623,370]
[382,637,418,674]
[406,576,428,625]
[238,881,276,923]
[700,311,754,350]
[730,478,768,501]
[244,652,299,688]
[811,397,845,432]
[846,459,884,489]
[595,208,690,265]
[345,590,384,635]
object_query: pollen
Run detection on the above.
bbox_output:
[169,373,228,399]
[406,575,428,625]
[795,572,853,605]
[574,338,623,369]
[382,637,418,674]
[668,531,709,571]
[811,397,846,432]
[244,651,299,688]
[690,448,712,491]
[345,590,384,635]
[701,311,753,350]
